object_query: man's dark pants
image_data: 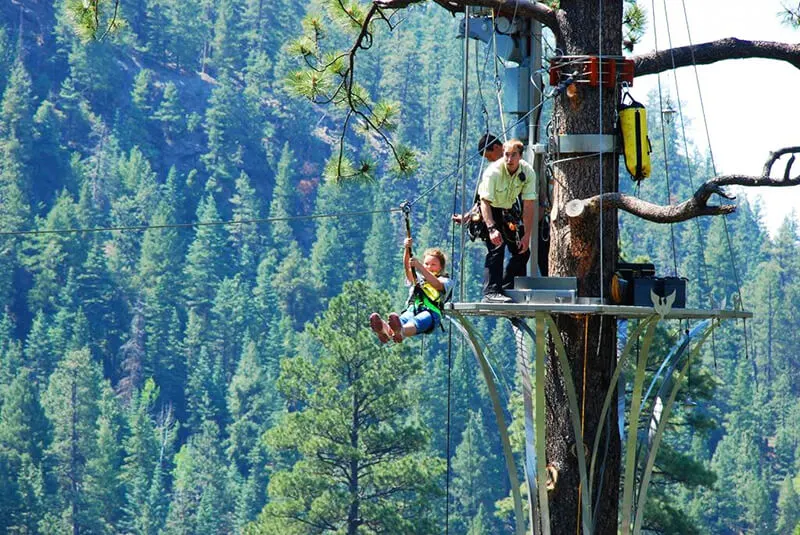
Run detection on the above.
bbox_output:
[482,207,530,296]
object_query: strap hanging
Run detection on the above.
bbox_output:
[400,201,418,281]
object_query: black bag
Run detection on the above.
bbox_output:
[466,202,488,242]
[467,201,523,245]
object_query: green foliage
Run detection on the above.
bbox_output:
[286,1,420,181]
[164,420,233,534]
[622,1,647,51]
[780,4,800,27]
[252,280,444,533]
[41,347,106,534]
[183,193,229,312]
[0,367,49,533]
[0,3,797,534]
[63,0,125,42]
[451,410,503,533]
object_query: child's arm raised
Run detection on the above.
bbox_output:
[403,237,415,286]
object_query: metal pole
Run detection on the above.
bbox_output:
[526,20,544,276]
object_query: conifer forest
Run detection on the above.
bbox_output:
[0,1,798,533]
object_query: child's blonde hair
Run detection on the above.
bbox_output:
[424,248,447,273]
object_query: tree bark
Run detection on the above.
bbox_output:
[544,2,622,534]
[358,1,800,533]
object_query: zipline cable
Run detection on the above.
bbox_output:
[409,98,548,208]
[663,0,718,359]
[490,8,508,141]
[680,0,748,358]
[0,208,401,237]
[650,0,680,279]
[4,95,547,240]
[446,8,472,532]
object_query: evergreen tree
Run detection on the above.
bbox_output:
[63,38,119,112]
[161,0,207,70]
[0,367,49,533]
[228,171,263,277]
[268,143,298,257]
[0,27,12,91]
[77,239,128,376]
[153,81,185,143]
[450,410,502,532]
[272,242,320,330]
[23,191,85,314]
[0,58,35,176]
[466,504,492,535]
[121,378,175,535]
[252,281,444,533]
[184,312,226,433]
[183,192,229,314]
[209,275,251,381]
[777,474,800,535]
[252,250,295,364]
[308,177,370,303]
[164,420,233,534]
[83,385,126,533]
[117,308,147,401]
[41,347,104,534]
[121,68,157,157]
[0,311,22,396]
[32,99,70,208]
[209,0,245,74]
[24,310,56,389]
[142,0,171,59]
[202,71,249,188]
[108,147,160,284]
[0,131,31,313]
[225,339,277,479]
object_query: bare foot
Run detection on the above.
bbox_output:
[369,313,390,344]
[388,313,404,343]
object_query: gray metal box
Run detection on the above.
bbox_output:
[513,276,578,291]
[506,289,577,304]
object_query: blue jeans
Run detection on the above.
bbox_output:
[401,307,440,334]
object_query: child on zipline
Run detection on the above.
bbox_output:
[370,237,454,344]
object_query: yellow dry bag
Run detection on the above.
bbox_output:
[619,94,652,181]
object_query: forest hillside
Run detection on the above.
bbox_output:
[0,1,797,533]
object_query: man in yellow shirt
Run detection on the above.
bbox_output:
[452,133,503,226]
[477,139,538,303]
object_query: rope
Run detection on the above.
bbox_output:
[445,8,471,532]
[0,208,400,237]
[598,0,605,302]
[576,315,590,535]
[680,0,748,358]
[490,9,508,142]
[650,0,680,279]
[408,99,547,208]
[663,0,716,353]
[475,39,492,138]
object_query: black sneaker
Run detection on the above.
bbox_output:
[482,292,512,303]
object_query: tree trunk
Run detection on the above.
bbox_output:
[544,2,622,534]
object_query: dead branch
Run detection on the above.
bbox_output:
[566,171,800,224]
[633,38,800,76]
[373,0,559,34]
[762,146,800,177]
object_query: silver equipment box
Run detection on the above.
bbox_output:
[506,288,576,304]
[506,277,578,304]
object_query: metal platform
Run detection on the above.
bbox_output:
[446,301,752,320]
